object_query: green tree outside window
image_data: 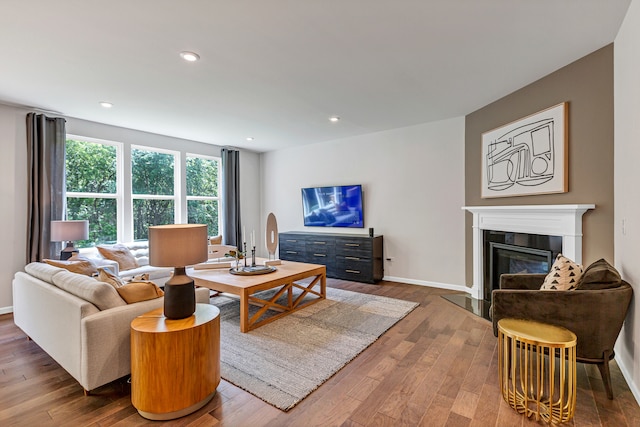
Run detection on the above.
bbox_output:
[65,139,221,246]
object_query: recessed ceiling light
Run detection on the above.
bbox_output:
[246,137,254,141]
[99,101,113,108]
[329,116,340,122]
[180,51,200,62]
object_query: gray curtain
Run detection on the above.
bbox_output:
[221,148,242,247]
[26,113,66,262]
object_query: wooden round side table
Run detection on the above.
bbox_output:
[498,318,577,424]
[131,303,220,420]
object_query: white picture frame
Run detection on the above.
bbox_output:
[481,102,568,198]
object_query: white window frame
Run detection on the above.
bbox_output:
[64,136,223,244]
[130,145,180,240]
[65,135,124,244]
[186,153,222,235]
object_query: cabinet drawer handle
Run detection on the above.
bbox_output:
[345,243,360,247]
[286,251,298,254]
[312,241,326,245]
[346,269,361,274]
[345,256,360,260]
[285,239,297,243]
[313,253,326,257]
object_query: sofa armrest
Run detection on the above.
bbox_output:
[499,273,546,290]
[81,297,166,390]
[94,258,120,275]
[79,248,120,275]
[12,272,100,388]
[80,287,211,391]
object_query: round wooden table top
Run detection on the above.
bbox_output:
[131,304,220,333]
[497,318,577,347]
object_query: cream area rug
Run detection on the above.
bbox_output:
[211,287,419,411]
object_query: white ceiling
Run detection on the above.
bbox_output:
[0,0,631,152]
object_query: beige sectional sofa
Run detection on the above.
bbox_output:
[12,262,210,393]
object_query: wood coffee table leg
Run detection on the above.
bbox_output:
[240,290,250,333]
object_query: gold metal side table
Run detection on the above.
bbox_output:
[498,318,577,424]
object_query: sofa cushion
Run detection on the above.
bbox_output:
[25,262,66,283]
[44,258,98,276]
[117,281,164,304]
[97,244,139,271]
[51,270,126,310]
[122,241,151,267]
[577,258,622,290]
[540,254,583,291]
[119,265,173,281]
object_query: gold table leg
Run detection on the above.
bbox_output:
[498,319,576,424]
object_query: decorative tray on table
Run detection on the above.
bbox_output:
[229,265,277,276]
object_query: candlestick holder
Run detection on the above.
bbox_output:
[251,247,256,267]
[243,243,248,267]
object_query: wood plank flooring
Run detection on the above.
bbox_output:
[1,279,639,426]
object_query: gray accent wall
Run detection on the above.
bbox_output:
[464,44,615,287]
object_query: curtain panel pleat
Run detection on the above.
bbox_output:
[221,148,242,247]
[26,113,66,262]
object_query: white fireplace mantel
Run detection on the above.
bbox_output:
[463,204,595,299]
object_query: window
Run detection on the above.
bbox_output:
[131,147,177,240]
[65,137,221,245]
[65,138,120,247]
[186,154,221,236]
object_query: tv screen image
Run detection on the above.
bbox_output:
[301,185,364,228]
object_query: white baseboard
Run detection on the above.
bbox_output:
[0,306,13,315]
[382,275,470,294]
[614,355,640,406]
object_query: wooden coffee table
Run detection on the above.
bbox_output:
[189,259,326,332]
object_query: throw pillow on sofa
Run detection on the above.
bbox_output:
[126,273,150,282]
[97,244,139,271]
[97,267,126,288]
[540,253,583,291]
[44,258,98,276]
[577,258,622,290]
[117,281,164,304]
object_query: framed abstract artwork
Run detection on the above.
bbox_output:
[481,102,568,198]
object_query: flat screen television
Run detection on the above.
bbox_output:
[301,185,364,228]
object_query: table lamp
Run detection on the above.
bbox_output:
[50,220,89,260]
[149,224,208,319]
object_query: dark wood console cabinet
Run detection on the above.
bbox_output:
[279,231,383,283]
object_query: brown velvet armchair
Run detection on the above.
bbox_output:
[491,272,633,399]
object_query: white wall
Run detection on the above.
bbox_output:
[0,106,261,313]
[260,117,467,289]
[614,0,640,403]
[0,104,30,313]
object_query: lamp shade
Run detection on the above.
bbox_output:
[51,220,89,242]
[149,224,208,267]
